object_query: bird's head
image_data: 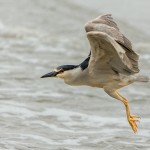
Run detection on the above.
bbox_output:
[41,65,78,79]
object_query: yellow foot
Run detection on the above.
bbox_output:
[128,115,140,133]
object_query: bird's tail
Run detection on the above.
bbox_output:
[134,75,149,82]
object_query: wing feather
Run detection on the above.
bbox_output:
[87,31,139,75]
[85,14,139,74]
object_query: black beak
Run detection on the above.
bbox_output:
[41,71,58,78]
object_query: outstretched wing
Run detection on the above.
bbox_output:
[85,14,139,74]
[87,31,138,75]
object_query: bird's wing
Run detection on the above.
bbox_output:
[87,31,139,75]
[85,14,139,74]
[85,14,131,50]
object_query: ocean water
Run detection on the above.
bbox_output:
[0,0,150,149]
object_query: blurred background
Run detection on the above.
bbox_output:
[0,0,150,150]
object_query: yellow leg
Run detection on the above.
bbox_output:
[104,89,140,133]
[116,92,140,133]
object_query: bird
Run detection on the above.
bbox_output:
[41,14,149,133]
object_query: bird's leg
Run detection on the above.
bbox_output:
[116,92,140,133]
[104,90,140,133]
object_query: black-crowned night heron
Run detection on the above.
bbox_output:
[41,14,149,133]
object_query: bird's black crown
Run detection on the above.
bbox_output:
[57,65,78,71]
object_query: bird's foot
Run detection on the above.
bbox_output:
[128,115,140,133]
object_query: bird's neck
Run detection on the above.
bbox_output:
[63,67,88,86]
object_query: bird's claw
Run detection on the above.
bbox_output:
[128,115,140,133]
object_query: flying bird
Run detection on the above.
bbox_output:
[41,14,149,133]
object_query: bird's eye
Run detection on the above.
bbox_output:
[59,69,64,73]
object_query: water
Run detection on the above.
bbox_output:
[0,0,150,149]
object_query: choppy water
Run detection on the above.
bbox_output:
[0,0,150,149]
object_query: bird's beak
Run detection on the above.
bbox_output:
[41,71,58,78]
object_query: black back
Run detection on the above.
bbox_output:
[80,56,90,70]
[57,53,90,71]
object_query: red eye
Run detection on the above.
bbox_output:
[59,69,64,73]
